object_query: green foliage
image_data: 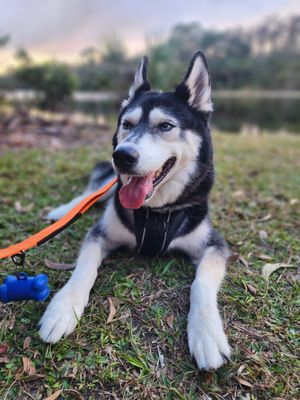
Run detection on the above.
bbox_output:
[15,62,77,108]
[3,15,300,98]
[75,34,133,93]
[72,13,300,93]
[82,13,300,92]
[146,17,300,91]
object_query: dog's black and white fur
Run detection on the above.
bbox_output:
[39,51,231,370]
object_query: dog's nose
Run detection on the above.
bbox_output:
[113,145,139,171]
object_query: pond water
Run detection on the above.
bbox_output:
[4,90,300,133]
[72,96,300,134]
[213,97,300,133]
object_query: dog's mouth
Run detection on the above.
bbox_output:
[119,157,176,209]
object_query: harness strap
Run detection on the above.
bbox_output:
[134,207,186,257]
[0,177,118,260]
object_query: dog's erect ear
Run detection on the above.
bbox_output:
[129,56,150,97]
[122,56,151,108]
[175,50,212,113]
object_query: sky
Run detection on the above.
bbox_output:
[0,0,299,71]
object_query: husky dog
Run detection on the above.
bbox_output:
[39,51,231,370]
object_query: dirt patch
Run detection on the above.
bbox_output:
[0,107,113,153]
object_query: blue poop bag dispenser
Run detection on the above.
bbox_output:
[0,272,50,303]
[0,252,50,303]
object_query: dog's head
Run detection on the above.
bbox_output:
[112,50,214,209]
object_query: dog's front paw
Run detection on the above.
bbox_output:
[188,307,231,370]
[39,286,86,343]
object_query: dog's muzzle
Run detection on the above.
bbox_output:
[113,144,139,173]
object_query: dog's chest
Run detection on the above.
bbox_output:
[133,208,186,257]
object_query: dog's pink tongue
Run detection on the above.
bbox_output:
[119,174,154,209]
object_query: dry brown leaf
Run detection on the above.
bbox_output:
[256,254,272,261]
[23,374,45,382]
[258,213,272,222]
[44,258,75,270]
[148,288,165,302]
[262,263,294,281]
[65,389,83,400]
[22,356,36,376]
[231,321,267,339]
[43,389,62,400]
[106,297,117,323]
[233,189,245,199]
[227,252,240,265]
[0,197,13,205]
[14,201,34,213]
[236,376,253,388]
[44,389,82,400]
[0,343,9,355]
[23,336,31,350]
[106,345,113,358]
[166,314,174,329]
[237,364,246,376]
[33,350,41,359]
[8,315,16,330]
[259,230,268,241]
[0,356,9,363]
[246,284,257,295]
[238,255,249,269]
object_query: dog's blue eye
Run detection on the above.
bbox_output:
[122,120,133,130]
[159,122,174,131]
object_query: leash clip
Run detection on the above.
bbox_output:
[11,251,26,275]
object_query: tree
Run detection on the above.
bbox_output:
[14,47,31,65]
[80,46,100,65]
[15,62,78,109]
[0,33,9,47]
[100,34,126,64]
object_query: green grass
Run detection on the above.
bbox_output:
[0,133,299,399]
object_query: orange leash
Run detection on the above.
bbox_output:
[0,177,118,260]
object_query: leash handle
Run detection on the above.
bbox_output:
[0,177,118,260]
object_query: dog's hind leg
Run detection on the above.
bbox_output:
[188,232,231,370]
[46,161,117,221]
[39,200,135,343]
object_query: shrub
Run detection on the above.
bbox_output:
[15,62,77,108]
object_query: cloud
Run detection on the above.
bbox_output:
[0,0,299,66]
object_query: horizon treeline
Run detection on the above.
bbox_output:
[1,14,300,95]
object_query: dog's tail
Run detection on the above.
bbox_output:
[46,161,117,221]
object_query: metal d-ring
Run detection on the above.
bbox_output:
[11,251,26,275]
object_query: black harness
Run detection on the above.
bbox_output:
[114,173,211,259]
[133,207,187,257]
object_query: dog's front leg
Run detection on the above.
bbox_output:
[39,200,135,344]
[188,244,231,370]
[39,232,111,343]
